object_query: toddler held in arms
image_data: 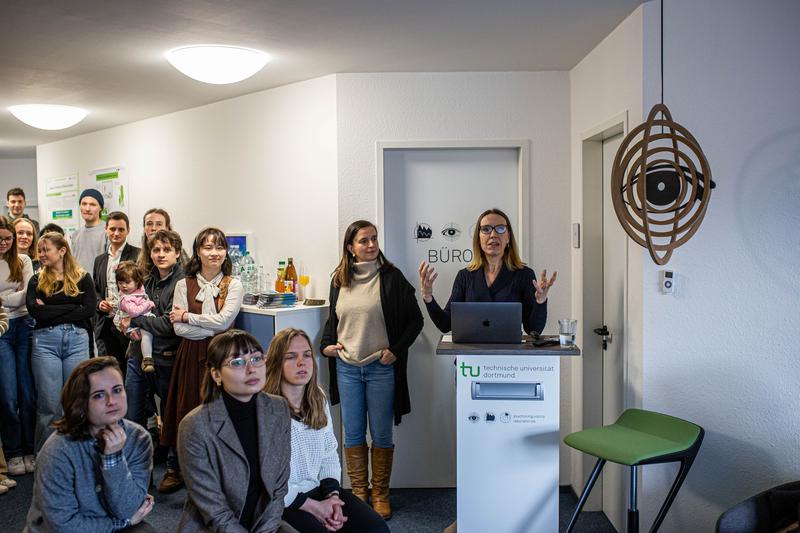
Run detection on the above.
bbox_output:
[115,261,156,372]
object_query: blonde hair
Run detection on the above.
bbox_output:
[466,208,525,272]
[263,328,328,430]
[37,232,85,297]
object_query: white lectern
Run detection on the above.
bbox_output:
[437,336,580,533]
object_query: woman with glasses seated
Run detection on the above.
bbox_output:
[419,208,557,337]
[177,329,291,533]
[160,227,244,493]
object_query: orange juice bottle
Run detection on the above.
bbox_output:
[275,261,285,293]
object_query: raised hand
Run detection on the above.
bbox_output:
[532,270,557,304]
[418,261,438,304]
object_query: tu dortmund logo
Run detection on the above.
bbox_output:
[460,362,480,377]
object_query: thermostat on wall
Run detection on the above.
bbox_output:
[659,270,675,294]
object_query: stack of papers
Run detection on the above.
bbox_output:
[255,291,297,308]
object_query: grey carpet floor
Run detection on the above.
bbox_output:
[0,464,616,532]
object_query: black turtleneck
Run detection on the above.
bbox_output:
[222,390,266,529]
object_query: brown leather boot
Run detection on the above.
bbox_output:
[344,444,369,502]
[370,446,394,520]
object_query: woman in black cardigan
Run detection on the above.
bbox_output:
[320,220,422,520]
[419,207,557,336]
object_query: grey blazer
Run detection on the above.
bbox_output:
[176,392,291,533]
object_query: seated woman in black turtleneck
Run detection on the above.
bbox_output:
[419,208,557,336]
[176,329,291,533]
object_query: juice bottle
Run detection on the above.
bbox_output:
[284,257,298,294]
[275,261,285,293]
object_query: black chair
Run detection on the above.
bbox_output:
[716,481,800,533]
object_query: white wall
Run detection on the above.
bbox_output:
[36,76,339,298]
[568,3,645,493]
[0,158,38,219]
[336,71,573,479]
[639,0,800,530]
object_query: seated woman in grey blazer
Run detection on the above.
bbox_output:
[177,329,291,533]
[25,356,155,532]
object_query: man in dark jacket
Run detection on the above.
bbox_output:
[120,229,185,494]
[93,211,140,374]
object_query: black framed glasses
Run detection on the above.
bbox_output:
[223,354,265,370]
[479,224,508,235]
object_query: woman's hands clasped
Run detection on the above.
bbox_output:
[418,261,438,304]
[301,494,348,531]
[532,270,557,304]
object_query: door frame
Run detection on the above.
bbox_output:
[577,112,634,511]
[375,140,531,258]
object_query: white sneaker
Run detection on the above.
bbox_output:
[0,477,17,489]
[23,455,35,473]
[0,484,8,495]
[7,457,26,476]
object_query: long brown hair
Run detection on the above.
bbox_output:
[0,216,23,283]
[466,208,525,272]
[37,232,85,297]
[185,227,232,278]
[263,328,328,430]
[202,330,264,404]
[332,220,392,288]
[137,208,173,271]
[13,216,38,263]
[54,357,122,440]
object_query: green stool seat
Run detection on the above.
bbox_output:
[564,409,704,533]
[565,409,702,466]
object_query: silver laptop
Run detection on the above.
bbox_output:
[451,302,522,344]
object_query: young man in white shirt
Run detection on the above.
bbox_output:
[71,189,107,273]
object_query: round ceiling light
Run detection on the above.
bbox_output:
[8,104,88,130]
[165,44,270,84]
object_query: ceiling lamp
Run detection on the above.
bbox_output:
[8,104,88,130]
[165,45,270,84]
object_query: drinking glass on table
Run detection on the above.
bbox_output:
[558,319,577,347]
[298,268,310,301]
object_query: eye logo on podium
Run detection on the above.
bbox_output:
[467,412,480,423]
[413,222,432,242]
[440,222,462,242]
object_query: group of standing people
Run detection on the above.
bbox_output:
[0,182,556,532]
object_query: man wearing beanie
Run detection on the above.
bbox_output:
[71,188,107,272]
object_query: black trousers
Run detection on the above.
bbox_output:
[96,318,130,376]
[282,488,389,533]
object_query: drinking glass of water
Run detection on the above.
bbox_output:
[558,319,577,347]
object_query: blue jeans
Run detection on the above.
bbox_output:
[336,359,395,448]
[0,316,36,458]
[31,324,90,451]
[126,354,178,470]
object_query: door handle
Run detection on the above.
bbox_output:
[593,326,612,350]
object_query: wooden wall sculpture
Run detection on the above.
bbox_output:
[611,103,714,265]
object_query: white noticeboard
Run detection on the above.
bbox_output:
[89,166,130,216]
[44,174,79,239]
[382,147,520,487]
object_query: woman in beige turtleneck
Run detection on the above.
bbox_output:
[320,220,423,520]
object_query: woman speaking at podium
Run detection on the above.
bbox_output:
[419,208,557,336]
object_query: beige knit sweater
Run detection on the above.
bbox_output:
[335,260,390,366]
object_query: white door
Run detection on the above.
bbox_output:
[601,133,627,530]
[382,147,520,487]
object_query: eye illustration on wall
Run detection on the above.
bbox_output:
[441,222,462,242]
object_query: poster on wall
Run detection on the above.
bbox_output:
[88,166,130,217]
[44,173,80,239]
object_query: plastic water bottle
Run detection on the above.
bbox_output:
[241,252,257,293]
[228,246,243,280]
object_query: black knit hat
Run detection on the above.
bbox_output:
[79,188,104,209]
